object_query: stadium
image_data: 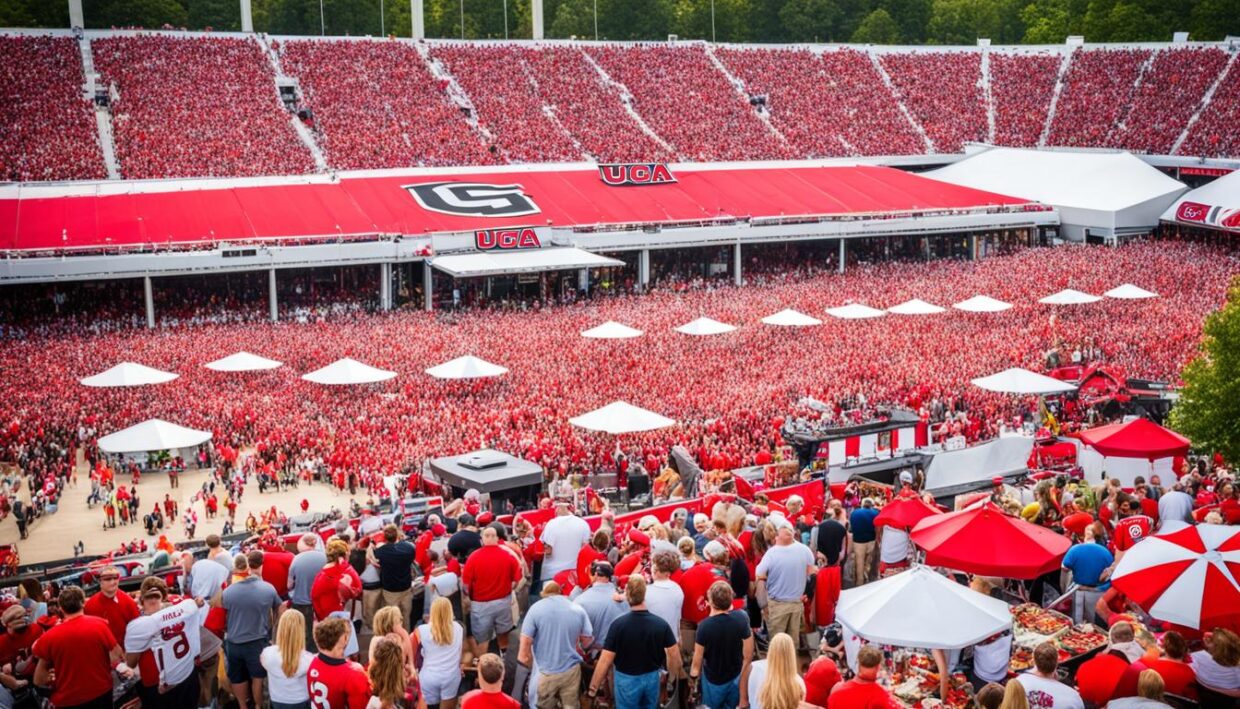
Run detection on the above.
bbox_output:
[1,1,1239,708]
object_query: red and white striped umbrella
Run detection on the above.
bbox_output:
[1110,524,1240,630]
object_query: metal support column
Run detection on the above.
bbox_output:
[638,249,650,290]
[733,242,742,286]
[379,263,392,311]
[411,0,425,39]
[143,276,155,329]
[578,268,589,293]
[531,0,544,39]
[268,268,278,323]
[971,235,979,261]
[838,239,845,274]
[422,262,433,311]
[239,0,253,31]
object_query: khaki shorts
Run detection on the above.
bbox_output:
[536,663,582,709]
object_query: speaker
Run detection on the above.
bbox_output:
[627,473,650,498]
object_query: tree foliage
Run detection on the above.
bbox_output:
[1169,277,1240,467]
[1,0,1235,42]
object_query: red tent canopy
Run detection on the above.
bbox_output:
[910,501,1071,579]
[1079,418,1191,460]
[875,492,943,530]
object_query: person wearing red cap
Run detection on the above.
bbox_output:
[614,528,650,579]
[463,526,522,660]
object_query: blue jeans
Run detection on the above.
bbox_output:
[702,674,740,709]
[614,670,661,709]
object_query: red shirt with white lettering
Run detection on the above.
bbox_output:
[307,654,370,709]
[1112,515,1153,552]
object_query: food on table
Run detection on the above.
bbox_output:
[1012,603,1072,635]
[1056,628,1107,655]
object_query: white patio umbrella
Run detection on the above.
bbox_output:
[1105,284,1159,299]
[1039,289,1102,305]
[887,298,946,315]
[675,317,737,336]
[203,351,283,372]
[836,565,1012,649]
[971,367,1077,395]
[425,355,508,380]
[302,358,397,385]
[825,303,886,319]
[98,419,213,454]
[953,295,1013,313]
[581,321,644,339]
[760,309,822,327]
[80,362,179,387]
[569,401,676,435]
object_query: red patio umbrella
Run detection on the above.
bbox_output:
[875,493,943,530]
[910,501,1071,579]
[1078,418,1190,460]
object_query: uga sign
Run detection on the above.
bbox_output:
[475,228,542,250]
[599,163,676,186]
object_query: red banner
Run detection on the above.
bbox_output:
[763,480,827,519]
[1176,201,1211,223]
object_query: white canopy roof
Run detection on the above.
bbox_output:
[430,248,624,279]
[836,565,1013,649]
[581,321,644,339]
[674,317,738,336]
[927,147,1187,239]
[80,362,179,387]
[569,401,676,434]
[887,298,946,315]
[825,303,886,319]
[760,309,822,327]
[302,358,397,385]
[971,367,1078,395]
[424,355,508,380]
[1105,283,1159,299]
[953,295,1013,312]
[98,418,212,454]
[203,351,283,372]
[1160,168,1240,233]
[1039,288,1102,305]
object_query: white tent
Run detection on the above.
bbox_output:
[204,352,283,372]
[81,362,179,387]
[971,367,1077,395]
[302,358,397,385]
[674,317,737,336]
[825,303,886,320]
[1105,283,1159,299]
[760,309,822,327]
[926,147,1187,242]
[953,295,1013,313]
[1039,289,1102,305]
[836,565,1012,649]
[887,298,946,315]
[425,355,508,380]
[98,419,212,454]
[569,401,675,434]
[1160,169,1240,234]
[581,321,644,339]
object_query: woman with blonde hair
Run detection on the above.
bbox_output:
[745,633,817,709]
[998,679,1030,709]
[370,606,416,680]
[259,610,313,709]
[368,637,424,709]
[410,597,464,709]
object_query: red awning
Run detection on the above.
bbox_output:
[875,492,944,530]
[910,501,1071,579]
[1079,418,1191,460]
[0,164,1034,251]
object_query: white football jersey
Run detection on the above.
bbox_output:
[124,599,202,686]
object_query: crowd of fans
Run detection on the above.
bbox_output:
[0,36,106,182]
[990,52,1061,148]
[1046,48,1152,149]
[92,35,316,179]
[1113,47,1230,155]
[1179,54,1240,159]
[880,51,988,154]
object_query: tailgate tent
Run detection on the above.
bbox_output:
[1160,169,1240,234]
[1077,418,1191,488]
[927,147,1186,242]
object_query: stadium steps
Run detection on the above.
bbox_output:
[1107,49,1158,145]
[417,43,501,154]
[1173,49,1237,155]
[78,35,121,179]
[521,57,592,161]
[981,47,996,144]
[255,34,328,173]
[704,43,792,150]
[870,51,936,153]
[577,48,679,159]
[1037,48,1074,148]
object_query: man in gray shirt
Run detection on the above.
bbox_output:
[755,518,816,649]
[222,551,283,709]
[1157,484,1195,532]
[572,562,627,654]
[287,533,326,648]
[519,582,593,709]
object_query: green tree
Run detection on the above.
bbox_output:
[0,0,35,25]
[877,0,931,42]
[86,0,190,28]
[926,0,1002,43]
[1169,277,1240,467]
[1020,0,1074,43]
[671,0,751,42]
[1106,2,1161,40]
[746,0,788,41]
[548,0,594,37]
[779,0,841,42]
[852,7,901,41]
[1189,0,1240,39]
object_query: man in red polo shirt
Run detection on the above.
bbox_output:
[260,544,295,600]
[1111,494,1153,563]
[462,526,522,657]
[83,566,140,646]
[1075,621,1143,705]
[33,586,132,709]
[829,645,893,708]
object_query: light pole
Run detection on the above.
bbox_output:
[503,0,508,39]
[379,0,384,35]
[710,0,716,42]
[319,0,325,35]
[593,0,598,39]
[460,0,465,38]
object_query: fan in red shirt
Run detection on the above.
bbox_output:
[82,566,140,646]
[311,539,362,621]
[0,606,43,679]
[33,586,131,709]
[574,530,608,590]
[1075,621,1143,706]
[460,653,520,709]
[260,545,296,599]
[307,617,370,709]
[804,648,844,706]
[1144,631,1199,700]
[828,646,895,708]
[680,544,734,626]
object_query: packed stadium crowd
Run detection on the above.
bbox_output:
[5,34,1237,182]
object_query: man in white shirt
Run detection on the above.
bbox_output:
[877,523,911,578]
[124,584,205,709]
[357,508,383,537]
[539,501,591,584]
[1015,642,1084,708]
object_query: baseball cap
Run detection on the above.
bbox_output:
[899,471,913,483]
